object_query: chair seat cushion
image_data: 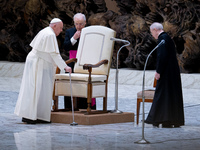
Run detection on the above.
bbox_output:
[55,73,107,81]
[137,90,155,99]
[55,80,106,97]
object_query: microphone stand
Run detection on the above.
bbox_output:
[110,38,130,113]
[135,40,165,144]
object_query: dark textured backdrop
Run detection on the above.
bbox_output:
[0,0,200,73]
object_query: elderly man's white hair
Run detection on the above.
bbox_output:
[150,22,163,30]
[73,13,86,21]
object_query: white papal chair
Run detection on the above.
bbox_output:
[52,25,116,114]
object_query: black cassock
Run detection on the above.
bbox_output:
[145,32,185,126]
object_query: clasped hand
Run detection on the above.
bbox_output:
[73,31,81,40]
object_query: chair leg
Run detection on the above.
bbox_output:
[86,97,91,114]
[103,80,108,111]
[103,97,107,111]
[86,76,92,114]
[73,97,77,110]
[52,82,58,111]
[136,99,141,125]
[52,96,58,111]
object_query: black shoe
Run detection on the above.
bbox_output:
[22,117,37,124]
[22,117,27,123]
[173,124,181,128]
[36,119,51,124]
[91,104,96,110]
[153,123,159,128]
[162,123,173,128]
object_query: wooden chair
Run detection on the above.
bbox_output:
[136,78,157,125]
[52,25,116,114]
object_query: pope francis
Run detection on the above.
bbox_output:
[14,18,71,124]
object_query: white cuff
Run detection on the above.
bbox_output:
[70,37,77,45]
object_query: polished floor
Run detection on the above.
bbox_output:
[0,61,200,150]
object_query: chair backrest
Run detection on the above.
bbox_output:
[74,25,116,75]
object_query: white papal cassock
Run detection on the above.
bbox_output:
[14,27,67,122]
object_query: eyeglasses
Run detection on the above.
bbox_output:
[74,23,85,26]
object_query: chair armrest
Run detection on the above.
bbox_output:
[65,58,77,64]
[83,59,108,86]
[83,59,108,70]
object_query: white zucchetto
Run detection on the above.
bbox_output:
[50,18,62,24]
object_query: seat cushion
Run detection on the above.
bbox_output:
[55,73,107,81]
[137,90,155,99]
[55,80,106,97]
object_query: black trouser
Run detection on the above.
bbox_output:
[64,97,88,109]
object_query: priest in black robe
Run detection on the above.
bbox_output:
[145,22,185,128]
